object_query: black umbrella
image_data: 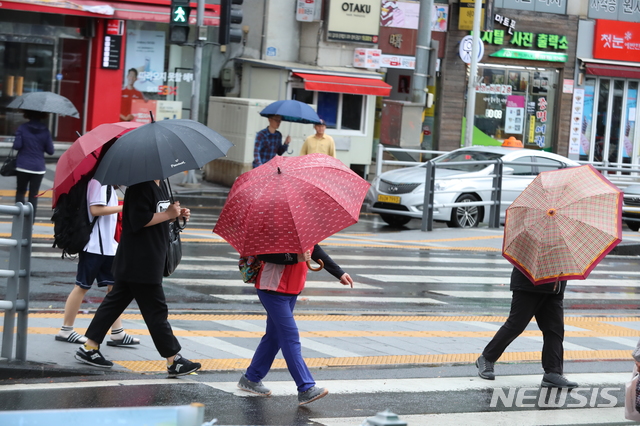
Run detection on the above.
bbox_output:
[7,91,80,118]
[92,116,234,186]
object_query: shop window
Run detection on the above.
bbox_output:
[290,85,365,133]
[471,65,558,150]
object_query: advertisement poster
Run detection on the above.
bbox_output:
[131,99,182,123]
[381,2,448,32]
[624,87,637,158]
[569,88,585,155]
[580,86,594,157]
[124,30,166,93]
[505,95,524,134]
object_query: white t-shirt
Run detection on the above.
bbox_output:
[84,179,119,256]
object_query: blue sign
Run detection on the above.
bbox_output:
[56,73,63,81]
[266,47,277,57]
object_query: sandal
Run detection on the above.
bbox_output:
[55,331,87,344]
[107,333,140,346]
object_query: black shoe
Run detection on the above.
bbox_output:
[74,346,113,368]
[541,373,578,388]
[476,355,495,380]
[167,354,201,378]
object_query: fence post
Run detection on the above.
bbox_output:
[376,143,384,180]
[15,203,32,360]
[421,160,435,232]
[488,159,503,229]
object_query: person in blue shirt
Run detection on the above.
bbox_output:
[13,110,54,218]
[252,114,291,168]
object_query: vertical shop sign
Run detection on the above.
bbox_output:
[534,97,548,148]
[569,88,585,155]
[505,95,524,134]
[102,20,124,70]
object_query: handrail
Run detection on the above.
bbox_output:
[0,202,33,362]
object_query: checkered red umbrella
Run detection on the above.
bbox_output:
[502,164,622,285]
[213,153,370,257]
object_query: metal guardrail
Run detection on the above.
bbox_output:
[373,146,640,232]
[0,202,33,362]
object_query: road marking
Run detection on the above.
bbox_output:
[361,274,640,287]
[0,379,189,392]
[209,295,448,304]
[164,278,381,290]
[312,407,626,426]
[432,290,640,300]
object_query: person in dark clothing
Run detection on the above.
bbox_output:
[252,114,291,168]
[74,179,201,377]
[476,267,578,388]
[237,244,353,405]
[13,110,54,217]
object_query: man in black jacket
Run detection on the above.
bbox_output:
[476,267,578,388]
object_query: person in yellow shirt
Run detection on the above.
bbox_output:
[300,120,336,158]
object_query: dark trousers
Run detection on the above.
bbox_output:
[246,290,315,392]
[84,279,181,358]
[16,171,44,217]
[482,290,565,375]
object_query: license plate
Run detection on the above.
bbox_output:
[378,194,400,204]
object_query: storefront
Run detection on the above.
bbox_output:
[439,7,579,155]
[572,19,640,169]
[0,1,218,145]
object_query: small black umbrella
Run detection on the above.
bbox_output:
[93,115,234,186]
[7,91,80,118]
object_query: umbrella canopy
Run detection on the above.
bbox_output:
[93,118,234,187]
[259,100,322,124]
[502,164,622,285]
[7,92,80,118]
[213,153,370,257]
[52,122,142,207]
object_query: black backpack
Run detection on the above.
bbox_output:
[51,176,110,258]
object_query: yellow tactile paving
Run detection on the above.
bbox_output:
[114,350,638,373]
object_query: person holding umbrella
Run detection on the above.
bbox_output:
[13,110,54,218]
[237,245,353,405]
[252,114,291,168]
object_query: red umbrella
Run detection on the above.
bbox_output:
[502,164,622,285]
[52,122,142,207]
[213,153,370,257]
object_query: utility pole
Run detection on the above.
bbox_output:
[412,0,433,105]
[463,0,483,147]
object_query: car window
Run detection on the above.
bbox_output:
[433,150,503,172]
[505,156,535,176]
[535,157,565,174]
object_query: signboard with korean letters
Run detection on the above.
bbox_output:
[594,19,640,62]
[588,0,640,23]
[353,48,381,69]
[493,0,566,14]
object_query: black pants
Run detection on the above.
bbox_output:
[15,171,44,217]
[482,290,565,374]
[85,279,181,358]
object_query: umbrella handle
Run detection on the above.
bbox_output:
[307,259,324,271]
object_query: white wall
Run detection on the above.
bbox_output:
[263,0,301,62]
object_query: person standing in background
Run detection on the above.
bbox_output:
[252,114,291,168]
[13,110,54,218]
[299,120,336,158]
[120,68,145,122]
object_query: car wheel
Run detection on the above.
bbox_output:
[380,214,412,228]
[626,220,640,232]
[447,194,482,228]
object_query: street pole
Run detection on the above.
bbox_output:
[411,0,433,105]
[463,0,483,147]
[184,0,205,186]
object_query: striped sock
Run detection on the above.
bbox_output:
[111,327,124,336]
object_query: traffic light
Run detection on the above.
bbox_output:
[170,0,191,45]
[219,0,243,45]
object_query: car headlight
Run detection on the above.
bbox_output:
[434,179,460,191]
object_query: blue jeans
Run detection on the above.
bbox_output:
[245,290,315,392]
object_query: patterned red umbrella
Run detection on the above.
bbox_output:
[213,153,370,257]
[52,122,142,207]
[502,164,622,285]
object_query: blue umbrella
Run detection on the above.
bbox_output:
[259,100,322,124]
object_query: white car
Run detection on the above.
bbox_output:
[365,146,580,228]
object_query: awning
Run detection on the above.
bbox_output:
[292,72,392,97]
[3,0,219,25]
[580,58,640,79]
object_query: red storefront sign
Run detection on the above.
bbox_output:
[594,19,640,63]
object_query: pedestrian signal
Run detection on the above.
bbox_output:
[170,0,191,45]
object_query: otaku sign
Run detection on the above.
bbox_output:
[593,19,640,62]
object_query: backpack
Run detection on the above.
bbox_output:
[238,256,262,284]
[51,176,111,258]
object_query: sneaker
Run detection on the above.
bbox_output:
[74,346,113,368]
[476,355,495,380]
[541,373,578,389]
[298,386,328,405]
[167,354,201,378]
[237,374,272,396]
